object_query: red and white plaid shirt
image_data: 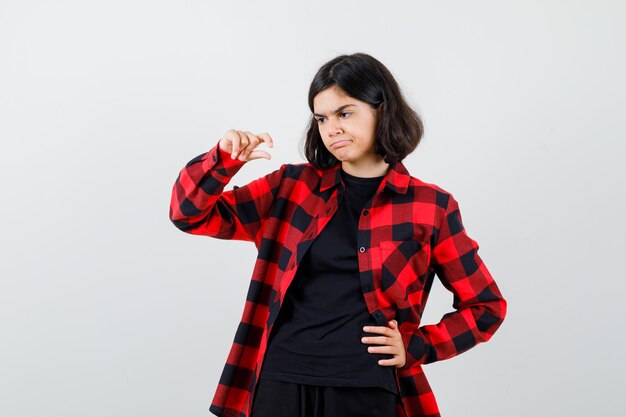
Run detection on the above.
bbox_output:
[169,139,507,417]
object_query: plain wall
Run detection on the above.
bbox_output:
[1,1,625,416]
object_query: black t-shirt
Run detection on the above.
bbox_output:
[259,166,398,395]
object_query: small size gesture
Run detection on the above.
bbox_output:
[218,129,273,162]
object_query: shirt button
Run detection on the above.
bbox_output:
[363,284,372,291]
[374,311,383,318]
[363,210,369,216]
[212,154,217,162]
[359,247,366,253]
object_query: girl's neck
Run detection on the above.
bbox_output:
[341,158,389,178]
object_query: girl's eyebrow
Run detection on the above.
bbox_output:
[313,104,356,118]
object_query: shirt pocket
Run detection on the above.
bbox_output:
[378,240,431,305]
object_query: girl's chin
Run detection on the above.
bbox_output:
[332,148,351,159]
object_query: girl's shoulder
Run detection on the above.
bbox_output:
[281,161,317,179]
[251,161,320,192]
[409,175,461,210]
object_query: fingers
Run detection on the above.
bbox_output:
[232,130,242,159]
[238,131,263,161]
[361,335,393,345]
[256,132,274,148]
[365,341,405,367]
[240,132,274,161]
[366,345,396,355]
[362,324,395,336]
[233,130,249,159]
[377,357,404,367]
[221,129,274,162]
[242,130,257,156]
[248,150,272,160]
[362,320,406,368]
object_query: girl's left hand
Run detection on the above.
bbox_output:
[361,319,407,368]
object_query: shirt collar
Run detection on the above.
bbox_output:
[319,160,411,194]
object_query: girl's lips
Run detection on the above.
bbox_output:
[332,140,350,148]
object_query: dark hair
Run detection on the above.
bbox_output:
[303,52,424,170]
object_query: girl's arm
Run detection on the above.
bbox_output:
[401,193,507,368]
[169,138,286,244]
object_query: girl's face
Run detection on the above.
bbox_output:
[313,86,381,168]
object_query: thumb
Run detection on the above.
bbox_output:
[248,150,272,161]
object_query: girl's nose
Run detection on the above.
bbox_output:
[328,121,343,135]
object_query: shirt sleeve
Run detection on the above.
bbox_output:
[400,192,507,368]
[168,138,286,244]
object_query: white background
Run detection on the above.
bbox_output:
[1,1,625,416]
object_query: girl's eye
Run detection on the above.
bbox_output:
[315,112,349,123]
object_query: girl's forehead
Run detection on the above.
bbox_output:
[314,86,349,102]
[313,89,363,114]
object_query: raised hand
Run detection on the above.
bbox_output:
[218,129,274,162]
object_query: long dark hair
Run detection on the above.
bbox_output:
[303,53,424,170]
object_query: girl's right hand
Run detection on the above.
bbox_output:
[218,129,273,162]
